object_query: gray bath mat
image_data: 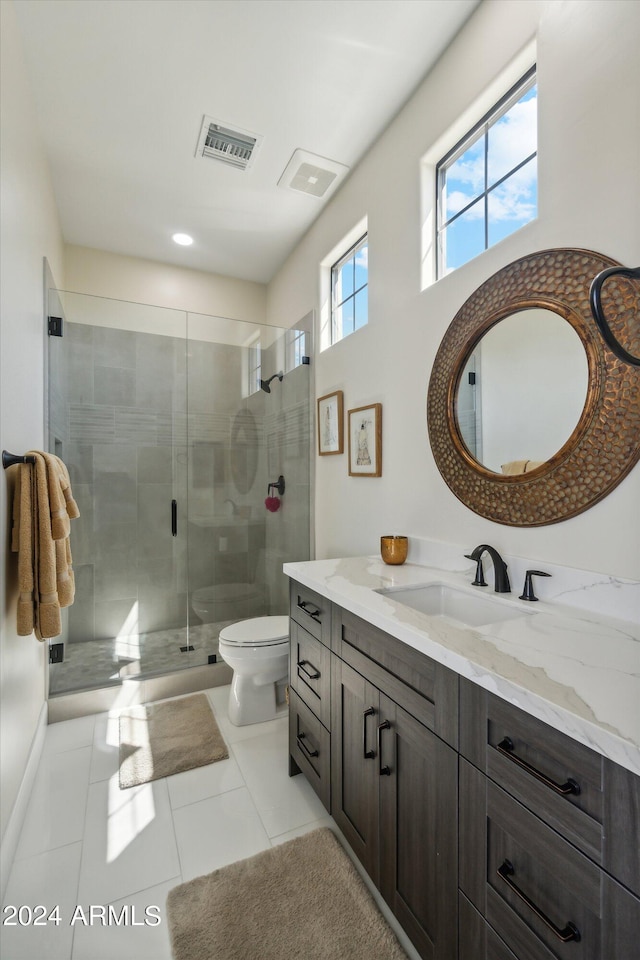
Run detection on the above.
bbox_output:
[119,693,228,788]
[166,827,408,960]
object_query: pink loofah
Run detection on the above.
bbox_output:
[265,496,281,512]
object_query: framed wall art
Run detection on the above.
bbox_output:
[317,390,344,455]
[348,403,382,477]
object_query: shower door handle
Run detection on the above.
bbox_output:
[171,499,177,537]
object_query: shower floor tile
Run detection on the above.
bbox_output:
[48,621,234,695]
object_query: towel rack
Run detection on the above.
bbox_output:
[2,451,37,469]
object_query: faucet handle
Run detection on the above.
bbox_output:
[465,553,487,587]
[519,569,551,601]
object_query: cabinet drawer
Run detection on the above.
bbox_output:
[289,580,332,646]
[332,606,458,747]
[460,759,640,960]
[459,893,519,960]
[289,688,330,811]
[289,620,331,729]
[460,680,604,866]
[460,680,640,894]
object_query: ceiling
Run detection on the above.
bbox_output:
[14,0,480,284]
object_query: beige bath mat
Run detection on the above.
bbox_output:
[119,693,228,789]
[166,827,408,960]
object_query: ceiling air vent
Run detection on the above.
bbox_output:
[195,115,263,171]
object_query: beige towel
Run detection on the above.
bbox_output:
[43,453,80,539]
[13,466,35,636]
[11,451,79,640]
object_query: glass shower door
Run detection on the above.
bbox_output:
[185,313,268,667]
[47,290,190,693]
[185,312,312,664]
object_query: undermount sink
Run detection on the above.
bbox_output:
[376,582,532,628]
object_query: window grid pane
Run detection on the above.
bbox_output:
[248,340,261,395]
[436,68,537,278]
[330,234,368,345]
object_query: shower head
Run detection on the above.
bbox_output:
[260,371,283,393]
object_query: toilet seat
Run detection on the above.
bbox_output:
[219,615,289,647]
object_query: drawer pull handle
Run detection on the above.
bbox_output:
[296,732,319,758]
[378,720,391,776]
[297,659,320,681]
[497,859,581,943]
[297,599,321,621]
[497,737,581,796]
[363,707,375,759]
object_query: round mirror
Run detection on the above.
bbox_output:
[456,308,589,474]
[427,248,640,526]
[230,409,258,494]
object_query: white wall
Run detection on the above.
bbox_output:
[267,0,640,579]
[64,244,267,324]
[0,0,64,859]
[479,309,588,472]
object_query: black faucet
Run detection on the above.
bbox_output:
[465,544,511,593]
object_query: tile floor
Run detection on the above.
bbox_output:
[2,685,420,960]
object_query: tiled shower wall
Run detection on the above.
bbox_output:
[49,321,189,643]
[49,320,311,653]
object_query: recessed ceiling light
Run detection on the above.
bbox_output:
[172,233,193,246]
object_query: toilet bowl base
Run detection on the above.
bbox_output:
[228,673,282,726]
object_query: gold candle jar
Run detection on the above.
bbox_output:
[380,535,408,565]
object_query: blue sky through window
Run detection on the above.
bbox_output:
[331,236,368,342]
[439,80,537,275]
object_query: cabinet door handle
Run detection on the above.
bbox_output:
[171,499,177,537]
[297,659,320,681]
[363,707,375,759]
[497,859,581,943]
[296,732,319,758]
[297,599,321,621]
[378,720,391,776]
[497,737,580,796]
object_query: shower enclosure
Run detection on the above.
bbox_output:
[47,290,312,697]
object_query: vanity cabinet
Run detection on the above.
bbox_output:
[331,656,458,960]
[288,584,459,960]
[286,579,640,960]
[288,582,333,811]
[458,679,640,960]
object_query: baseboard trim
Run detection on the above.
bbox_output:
[0,699,48,902]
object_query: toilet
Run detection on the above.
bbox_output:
[218,615,290,726]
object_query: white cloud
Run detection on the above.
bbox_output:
[488,97,537,183]
[446,190,483,218]
[445,92,537,224]
[355,246,368,268]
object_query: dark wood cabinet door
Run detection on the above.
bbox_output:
[459,757,640,960]
[379,694,458,960]
[331,657,380,884]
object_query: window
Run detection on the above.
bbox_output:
[330,233,368,344]
[436,67,537,277]
[247,335,261,395]
[286,326,307,371]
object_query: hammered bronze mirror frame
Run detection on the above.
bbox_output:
[427,248,640,526]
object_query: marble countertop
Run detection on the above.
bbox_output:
[283,556,640,777]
